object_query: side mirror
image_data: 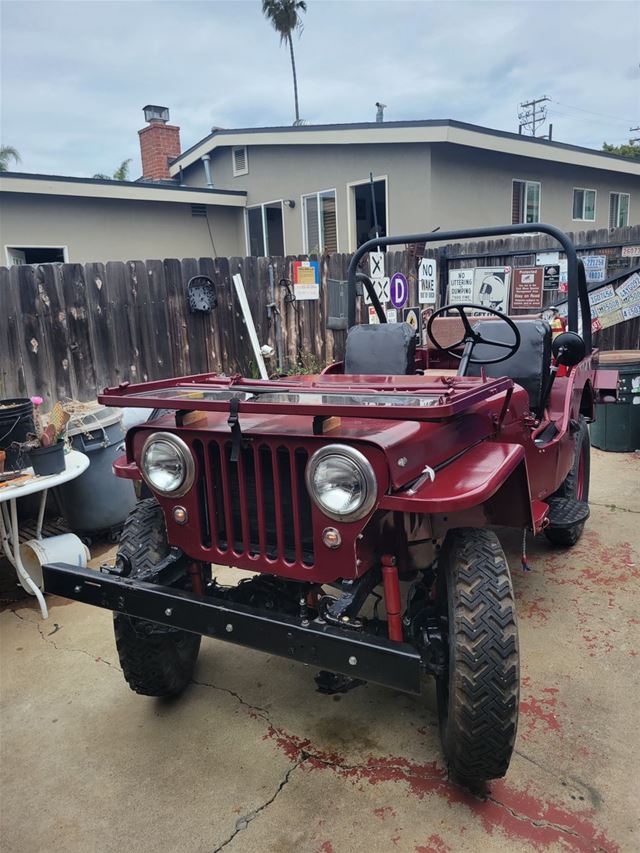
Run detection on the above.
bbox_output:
[552,331,586,367]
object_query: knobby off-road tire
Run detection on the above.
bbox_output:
[436,528,519,782]
[113,499,201,696]
[544,415,591,548]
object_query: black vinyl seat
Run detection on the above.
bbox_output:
[344,323,416,375]
[467,319,552,412]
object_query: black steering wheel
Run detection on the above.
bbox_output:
[426,303,521,368]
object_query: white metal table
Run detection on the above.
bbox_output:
[0,449,89,618]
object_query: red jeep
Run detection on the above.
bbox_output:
[44,224,616,782]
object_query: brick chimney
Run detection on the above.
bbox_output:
[138,105,181,181]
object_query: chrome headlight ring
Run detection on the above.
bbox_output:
[305,444,377,523]
[140,432,195,498]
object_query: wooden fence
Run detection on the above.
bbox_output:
[1,226,638,408]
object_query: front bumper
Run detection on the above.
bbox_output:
[42,563,423,694]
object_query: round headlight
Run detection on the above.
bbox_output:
[140,433,195,498]
[306,445,377,522]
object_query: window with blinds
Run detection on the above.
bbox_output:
[302,189,337,253]
[609,192,630,228]
[512,179,540,224]
[573,188,596,221]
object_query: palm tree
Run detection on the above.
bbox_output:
[0,145,21,172]
[93,158,132,180]
[262,0,307,124]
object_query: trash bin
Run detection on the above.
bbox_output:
[57,406,137,535]
[591,350,640,452]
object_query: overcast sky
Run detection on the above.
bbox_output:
[1,0,639,178]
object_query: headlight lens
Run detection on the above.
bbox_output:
[306,445,377,522]
[140,433,195,498]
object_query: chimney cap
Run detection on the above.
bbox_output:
[143,105,170,123]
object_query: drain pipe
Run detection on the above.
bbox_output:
[267,264,284,372]
[201,154,213,188]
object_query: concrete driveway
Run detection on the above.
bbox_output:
[1,448,638,852]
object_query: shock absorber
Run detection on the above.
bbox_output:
[381,555,403,642]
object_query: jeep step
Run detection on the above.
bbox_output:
[546,497,590,529]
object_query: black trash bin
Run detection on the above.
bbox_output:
[591,350,640,452]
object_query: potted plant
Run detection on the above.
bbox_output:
[21,399,70,476]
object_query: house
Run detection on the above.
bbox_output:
[2,106,638,264]
[170,118,640,255]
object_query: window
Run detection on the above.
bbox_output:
[232,146,248,177]
[609,192,630,228]
[302,190,337,253]
[246,201,285,256]
[4,246,67,265]
[573,188,596,221]
[512,180,541,224]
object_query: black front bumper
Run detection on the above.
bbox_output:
[42,563,423,694]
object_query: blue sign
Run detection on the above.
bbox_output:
[390,273,408,309]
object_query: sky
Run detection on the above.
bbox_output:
[1,0,639,178]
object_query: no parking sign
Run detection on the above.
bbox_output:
[390,273,408,309]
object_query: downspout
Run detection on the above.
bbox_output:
[201,154,213,188]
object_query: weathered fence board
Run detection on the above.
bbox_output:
[1,227,638,408]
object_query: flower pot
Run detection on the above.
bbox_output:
[28,441,66,476]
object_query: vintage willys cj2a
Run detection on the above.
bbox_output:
[43,224,618,782]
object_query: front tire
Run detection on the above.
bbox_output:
[436,528,519,782]
[113,499,201,697]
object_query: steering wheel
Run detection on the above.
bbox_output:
[426,303,521,366]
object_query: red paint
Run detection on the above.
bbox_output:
[373,806,396,820]
[382,558,403,641]
[519,689,564,738]
[416,834,451,853]
[187,561,204,596]
[263,727,619,852]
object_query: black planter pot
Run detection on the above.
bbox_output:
[28,441,66,476]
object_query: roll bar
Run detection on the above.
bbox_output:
[346,223,592,353]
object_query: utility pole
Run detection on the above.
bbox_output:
[518,95,551,136]
[630,125,640,143]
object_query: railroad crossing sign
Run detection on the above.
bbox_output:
[363,277,389,305]
[369,252,384,279]
[390,273,409,309]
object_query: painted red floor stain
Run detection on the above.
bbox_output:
[416,834,451,853]
[373,806,396,820]
[544,534,639,598]
[518,599,550,625]
[519,687,564,738]
[264,726,619,852]
[313,842,333,853]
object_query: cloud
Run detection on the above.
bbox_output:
[1,0,638,176]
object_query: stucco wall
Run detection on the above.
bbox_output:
[428,145,639,231]
[181,143,433,252]
[181,141,638,252]
[0,193,245,263]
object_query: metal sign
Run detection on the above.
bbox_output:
[403,306,422,341]
[293,261,320,300]
[364,277,389,305]
[511,267,543,310]
[390,273,409,309]
[582,255,607,283]
[386,308,398,323]
[621,245,640,257]
[369,251,385,279]
[472,267,511,314]
[536,251,560,266]
[418,258,437,305]
[448,269,474,304]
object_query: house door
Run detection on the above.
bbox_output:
[351,179,387,248]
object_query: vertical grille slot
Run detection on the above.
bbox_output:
[201,439,314,566]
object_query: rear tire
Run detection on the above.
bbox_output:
[544,416,590,547]
[436,528,519,782]
[113,499,201,697]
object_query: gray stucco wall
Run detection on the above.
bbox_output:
[181,141,638,253]
[182,143,433,253]
[429,145,639,232]
[0,193,245,263]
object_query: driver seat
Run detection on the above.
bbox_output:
[466,319,552,413]
[344,322,416,375]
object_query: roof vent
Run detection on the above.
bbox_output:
[191,203,207,217]
[143,105,170,124]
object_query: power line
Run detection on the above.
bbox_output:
[518,95,550,136]
[552,99,638,125]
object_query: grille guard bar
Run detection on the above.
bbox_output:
[42,563,423,694]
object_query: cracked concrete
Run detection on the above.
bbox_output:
[1,448,639,852]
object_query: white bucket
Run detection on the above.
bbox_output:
[19,534,90,593]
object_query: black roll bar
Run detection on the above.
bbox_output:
[346,223,592,353]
